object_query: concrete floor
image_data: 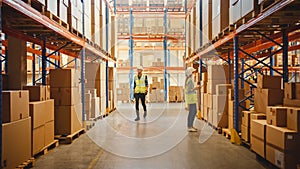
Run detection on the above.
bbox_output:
[33,103,269,169]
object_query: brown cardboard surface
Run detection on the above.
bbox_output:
[228,115,234,129]
[203,93,208,107]
[49,68,80,88]
[283,98,300,107]
[50,87,81,106]
[213,95,228,114]
[44,99,54,122]
[254,88,284,113]
[217,113,228,128]
[287,108,300,132]
[266,125,299,151]
[296,83,300,100]
[3,90,29,123]
[207,93,213,109]
[29,101,46,129]
[55,104,82,135]
[85,63,100,80]
[242,111,255,127]
[44,120,54,146]
[85,79,101,89]
[251,136,265,158]
[284,82,296,99]
[216,84,232,95]
[266,144,299,169]
[2,117,31,169]
[257,75,282,89]
[32,125,45,155]
[91,97,100,118]
[266,106,287,127]
[207,80,228,94]
[23,85,46,101]
[250,113,266,121]
[241,124,250,142]
[45,85,51,100]
[251,120,267,140]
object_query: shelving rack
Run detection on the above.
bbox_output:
[0,0,117,163]
[112,0,192,101]
[187,0,300,131]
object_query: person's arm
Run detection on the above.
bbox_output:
[133,76,136,89]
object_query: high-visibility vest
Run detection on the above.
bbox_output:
[134,74,147,93]
[185,77,197,104]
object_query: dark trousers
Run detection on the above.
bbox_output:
[134,93,147,112]
[188,104,197,128]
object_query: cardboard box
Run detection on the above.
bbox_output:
[54,104,83,135]
[2,117,31,169]
[49,69,80,88]
[44,99,54,122]
[32,125,45,155]
[254,88,284,113]
[91,97,100,118]
[85,63,100,80]
[251,120,267,140]
[29,101,47,129]
[216,113,228,128]
[45,85,51,100]
[50,87,81,106]
[241,124,250,142]
[266,125,299,151]
[23,85,46,101]
[266,106,287,127]
[3,90,29,123]
[213,95,228,114]
[266,144,299,169]
[228,100,245,117]
[257,75,282,89]
[207,79,228,94]
[242,111,255,127]
[251,113,266,121]
[287,108,300,132]
[283,98,300,107]
[152,77,158,83]
[284,82,296,99]
[44,120,54,146]
[251,136,265,158]
[216,84,232,95]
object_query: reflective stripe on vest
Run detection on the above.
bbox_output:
[185,77,197,104]
[134,74,147,93]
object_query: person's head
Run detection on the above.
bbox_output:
[137,66,143,76]
[186,67,195,77]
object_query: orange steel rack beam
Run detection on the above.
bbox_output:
[187,0,300,63]
[2,0,115,62]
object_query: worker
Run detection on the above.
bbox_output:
[133,66,148,121]
[185,66,200,132]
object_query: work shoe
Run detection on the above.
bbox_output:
[143,111,147,118]
[134,117,140,121]
[188,128,197,132]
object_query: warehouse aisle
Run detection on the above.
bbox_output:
[33,103,266,169]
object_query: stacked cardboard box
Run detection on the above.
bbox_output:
[200,73,208,119]
[117,59,130,67]
[85,63,101,97]
[168,86,183,102]
[202,0,212,45]
[283,82,300,107]
[229,0,258,25]
[85,92,92,120]
[241,111,265,142]
[254,75,283,113]
[50,69,82,135]
[250,107,300,168]
[68,0,83,34]
[2,91,32,169]
[212,0,229,39]
[117,83,130,102]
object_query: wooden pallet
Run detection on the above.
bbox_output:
[43,11,69,30]
[241,140,251,149]
[233,10,258,29]
[21,0,45,13]
[70,27,84,38]
[55,129,85,144]
[34,140,59,158]
[84,121,95,130]
[16,158,35,169]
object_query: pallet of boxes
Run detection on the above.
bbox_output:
[117,83,130,103]
[85,63,102,119]
[150,77,165,103]
[245,75,300,169]
[168,86,183,103]
[201,64,233,129]
[49,69,84,143]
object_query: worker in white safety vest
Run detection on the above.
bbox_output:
[133,66,148,121]
[185,66,201,132]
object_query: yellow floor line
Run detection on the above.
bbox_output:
[87,150,103,169]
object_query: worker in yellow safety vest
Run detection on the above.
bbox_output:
[133,66,148,121]
[185,67,201,132]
